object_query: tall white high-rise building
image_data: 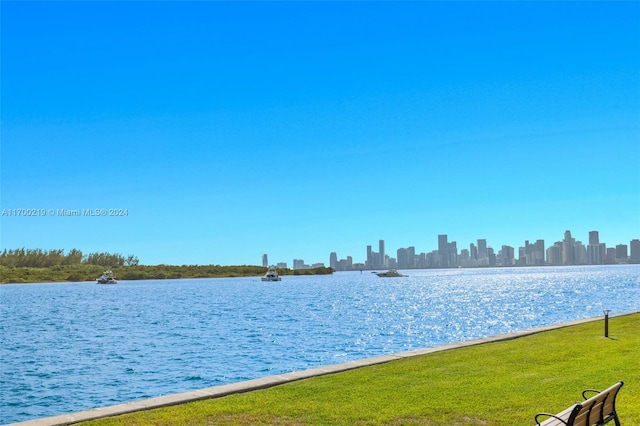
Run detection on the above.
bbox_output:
[587,231,605,265]
[562,230,575,265]
[330,252,338,269]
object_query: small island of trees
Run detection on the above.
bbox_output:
[0,248,333,284]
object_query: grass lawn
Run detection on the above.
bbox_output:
[82,313,639,425]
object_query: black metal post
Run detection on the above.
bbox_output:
[604,310,610,338]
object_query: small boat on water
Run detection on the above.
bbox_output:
[376,269,407,277]
[97,270,117,284]
[261,267,282,282]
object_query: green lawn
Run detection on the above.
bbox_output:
[82,313,639,425]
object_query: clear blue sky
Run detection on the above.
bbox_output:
[2,1,639,266]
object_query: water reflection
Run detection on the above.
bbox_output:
[1,265,638,424]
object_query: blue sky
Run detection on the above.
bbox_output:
[2,1,639,266]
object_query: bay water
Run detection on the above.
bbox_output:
[1,265,638,424]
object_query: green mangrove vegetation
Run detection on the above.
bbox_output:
[0,248,333,284]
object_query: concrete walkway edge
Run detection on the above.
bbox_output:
[11,311,638,426]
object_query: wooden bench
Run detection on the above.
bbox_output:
[534,381,623,426]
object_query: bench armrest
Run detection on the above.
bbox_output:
[535,412,569,425]
[582,388,600,399]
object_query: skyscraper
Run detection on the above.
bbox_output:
[615,245,628,262]
[522,240,545,265]
[500,245,515,266]
[408,246,417,268]
[477,239,487,260]
[470,243,478,260]
[379,240,385,268]
[438,234,449,267]
[262,254,268,267]
[587,231,605,265]
[397,248,408,269]
[630,239,640,264]
[448,241,458,267]
[547,243,563,266]
[365,243,384,269]
[563,230,575,265]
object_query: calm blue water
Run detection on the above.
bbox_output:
[1,265,638,424]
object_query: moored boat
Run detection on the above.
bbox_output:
[376,269,407,277]
[261,267,282,281]
[97,270,117,284]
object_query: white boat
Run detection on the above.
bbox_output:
[261,267,282,281]
[376,269,407,277]
[97,270,117,284]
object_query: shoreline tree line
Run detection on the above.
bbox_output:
[0,248,139,268]
[0,248,333,284]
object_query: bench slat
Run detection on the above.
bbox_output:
[534,381,623,426]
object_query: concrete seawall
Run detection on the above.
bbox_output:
[11,312,637,426]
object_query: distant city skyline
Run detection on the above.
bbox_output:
[270,229,639,270]
[2,2,638,266]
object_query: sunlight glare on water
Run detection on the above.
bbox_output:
[1,265,638,424]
